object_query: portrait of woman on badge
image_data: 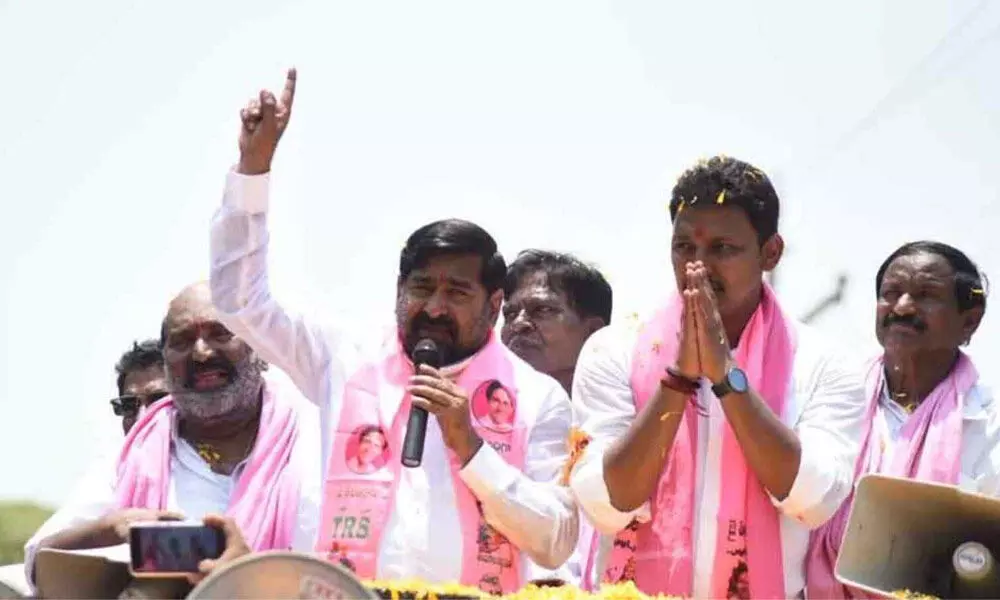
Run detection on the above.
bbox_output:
[345,424,390,474]
[471,380,516,433]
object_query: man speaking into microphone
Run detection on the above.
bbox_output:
[207,69,579,594]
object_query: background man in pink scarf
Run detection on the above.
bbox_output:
[501,249,614,586]
[23,282,320,593]
[569,156,867,599]
[807,240,996,598]
[209,69,579,593]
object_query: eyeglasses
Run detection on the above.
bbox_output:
[110,391,170,416]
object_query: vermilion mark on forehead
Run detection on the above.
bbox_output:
[693,225,707,241]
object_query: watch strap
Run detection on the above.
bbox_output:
[711,378,733,398]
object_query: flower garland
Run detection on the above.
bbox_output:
[891,591,939,600]
[365,580,682,600]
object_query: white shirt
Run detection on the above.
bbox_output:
[878,378,1000,495]
[22,396,322,589]
[568,317,867,598]
[208,170,579,583]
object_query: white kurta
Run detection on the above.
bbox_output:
[568,318,868,598]
[209,170,580,583]
[22,384,322,591]
[877,377,1000,494]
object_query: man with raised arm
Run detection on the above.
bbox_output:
[209,69,578,594]
[567,156,867,598]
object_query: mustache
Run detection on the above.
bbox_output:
[883,313,926,331]
[183,357,237,388]
[409,313,458,340]
[506,333,542,349]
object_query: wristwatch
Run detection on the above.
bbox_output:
[711,366,749,398]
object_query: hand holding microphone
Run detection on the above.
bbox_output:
[403,339,483,467]
[401,339,442,467]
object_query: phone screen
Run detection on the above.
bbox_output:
[129,523,225,574]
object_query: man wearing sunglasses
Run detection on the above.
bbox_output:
[111,339,169,434]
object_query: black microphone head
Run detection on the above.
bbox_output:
[411,338,443,368]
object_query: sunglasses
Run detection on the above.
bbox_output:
[110,391,170,416]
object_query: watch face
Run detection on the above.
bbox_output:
[728,368,749,393]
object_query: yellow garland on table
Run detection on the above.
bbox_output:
[367,578,488,599]
[890,591,939,600]
[365,580,682,600]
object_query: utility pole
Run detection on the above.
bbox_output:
[801,274,849,324]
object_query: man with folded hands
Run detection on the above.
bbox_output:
[567,156,867,598]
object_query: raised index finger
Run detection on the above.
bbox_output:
[280,67,297,110]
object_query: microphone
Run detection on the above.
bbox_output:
[401,338,443,468]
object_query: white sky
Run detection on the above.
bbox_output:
[2,0,998,506]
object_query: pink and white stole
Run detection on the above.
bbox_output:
[583,284,795,598]
[805,353,977,599]
[114,373,303,551]
[315,333,527,595]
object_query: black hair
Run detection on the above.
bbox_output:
[398,219,507,293]
[668,155,780,244]
[485,380,506,400]
[875,240,988,313]
[115,339,164,396]
[358,425,386,443]
[504,249,613,324]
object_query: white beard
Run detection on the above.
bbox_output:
[171,355,263,422]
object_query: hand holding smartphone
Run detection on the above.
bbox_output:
[128,521,225,578]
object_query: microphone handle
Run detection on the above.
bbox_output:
[401,406,429,467]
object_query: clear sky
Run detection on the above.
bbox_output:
[1,0,998,506]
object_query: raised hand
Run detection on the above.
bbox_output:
[238,68,298,175]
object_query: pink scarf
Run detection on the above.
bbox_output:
[114,373,303,551]
[315,332,527,596]
[805,353,977,599]
[586,284,794,598]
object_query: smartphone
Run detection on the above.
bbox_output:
[128,521,225,577]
